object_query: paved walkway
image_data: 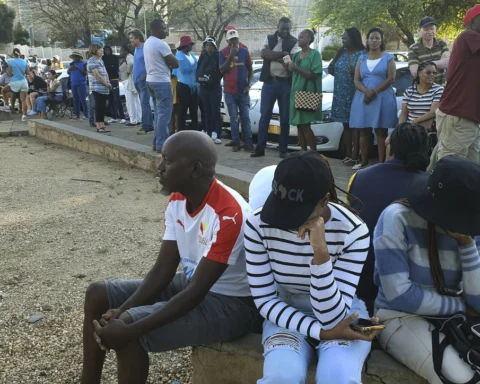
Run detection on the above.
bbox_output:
[51,117,356,190]
[1,113,357,191]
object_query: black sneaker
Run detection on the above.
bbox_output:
[225,140,237,147]
[250,150,265,158]
[232,144,241,152]
[243,144,254,152]
[126,122,139,127]
[279,152,287,159]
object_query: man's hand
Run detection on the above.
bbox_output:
[93,318,136,351]
[229,46,239,57]
[106,83,112,90]
[445,230,473,246]
[321,312,379,341]
[297,216,327,253]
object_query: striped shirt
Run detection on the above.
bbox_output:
[87,57,109,95]
[245,203,370,341]
[402,83,444,122]
[408,38,449,85]
[374,203,480,316]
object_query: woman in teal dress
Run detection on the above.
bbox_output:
[287,29,323,151]
[328,27,365,166]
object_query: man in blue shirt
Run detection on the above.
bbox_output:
[129,29,154,135]
[67,51,89,120]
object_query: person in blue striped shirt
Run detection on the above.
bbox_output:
[374,155,480,383]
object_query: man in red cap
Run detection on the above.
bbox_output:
[429,4,480,168]
[224,25,248,50]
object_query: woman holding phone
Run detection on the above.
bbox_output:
[245,151,379,384]
[287,29,322,152]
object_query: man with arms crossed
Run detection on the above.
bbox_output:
[143,19,179,153]
[81,131,259,384]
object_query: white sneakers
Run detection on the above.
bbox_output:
[120,119,127,124]
[214,138,222,144]
[212,132,218,140]
[107,119,117,123]
[21,115,27,122]
[211,132,221,144]
[0,106,11,112]
[27,110,37,116]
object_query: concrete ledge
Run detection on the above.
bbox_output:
[192,334,427,384]
[28,119,253,195]
[0,120,29,137]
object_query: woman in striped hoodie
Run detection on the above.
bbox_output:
[245,151,378,384]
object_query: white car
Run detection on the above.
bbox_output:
[223,62,412,156]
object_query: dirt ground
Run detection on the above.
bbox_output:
[0,137,192,383]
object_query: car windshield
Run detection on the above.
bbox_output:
[322,75,334,93]
[393,67,413,96]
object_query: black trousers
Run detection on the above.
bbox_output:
[177,82,198,131]
[92,91,109,123]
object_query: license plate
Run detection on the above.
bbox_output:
[268,125,281,134]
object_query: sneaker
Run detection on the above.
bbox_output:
[27,110,37,116]
[352,163,369,170]
[225,140,237,147]
[137,128,148,135]
[232,143,241,152]
[21,115,27,122]
[212,132,218,140]
[214,138,222,145]
[120,119,127,124]
[126,122,139,127]
[107,119,117,123]
[72,116,80,121]
[0,106,11,112]
[341,158,359,167]
[243,144,254,152]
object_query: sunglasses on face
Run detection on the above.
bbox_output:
[423,70,438,76]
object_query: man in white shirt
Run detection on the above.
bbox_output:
[251,17,300,159]
[143,18,179,153]
[81,131,259,384]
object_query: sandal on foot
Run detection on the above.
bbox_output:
[96,128,111,133]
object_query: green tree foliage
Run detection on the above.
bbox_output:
[167,0,290,45]
[0,3,15,43]
[310,0,478,46]
[13,23,30,45]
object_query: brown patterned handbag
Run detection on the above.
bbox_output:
[295,77,322,112]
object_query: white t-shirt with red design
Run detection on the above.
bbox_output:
[163,179,252,297]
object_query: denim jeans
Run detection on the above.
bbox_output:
[135,80,154,132]
[258,295,371,384]
[88,93,95,124]
[71,84,88,118]
[256,79,291,153]
[147,81,173,151]
[224,92,252,145]
[34,94,63,113]
[199,85,222,138]
[108,79,125,120]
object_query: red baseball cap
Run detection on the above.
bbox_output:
[224,25,237,31]
[464,4,480,26]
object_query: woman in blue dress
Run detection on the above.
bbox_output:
[328,27,365,167]
[349,27,397,170]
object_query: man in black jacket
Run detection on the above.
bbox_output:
[197,36,223,144]
[251,17,299,159]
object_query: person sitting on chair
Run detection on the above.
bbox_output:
[34,70,63,119]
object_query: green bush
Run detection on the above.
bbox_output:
[321,44,342,61]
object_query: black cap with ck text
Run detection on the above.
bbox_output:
[261,151,332,230]
[419,17,438,28]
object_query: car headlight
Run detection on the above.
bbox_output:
[250,99,259,110]
[322,109,332,122]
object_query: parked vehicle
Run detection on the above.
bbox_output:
[222,62,412,156]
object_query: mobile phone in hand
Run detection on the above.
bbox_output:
[350,318,386,333]
[283,55,292,64]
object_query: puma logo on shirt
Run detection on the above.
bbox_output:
[222,213,238,225]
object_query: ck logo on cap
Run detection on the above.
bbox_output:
[272,180,304,202]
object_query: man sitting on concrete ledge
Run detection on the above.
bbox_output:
[81,131,260,384]
[245,151,380,384]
